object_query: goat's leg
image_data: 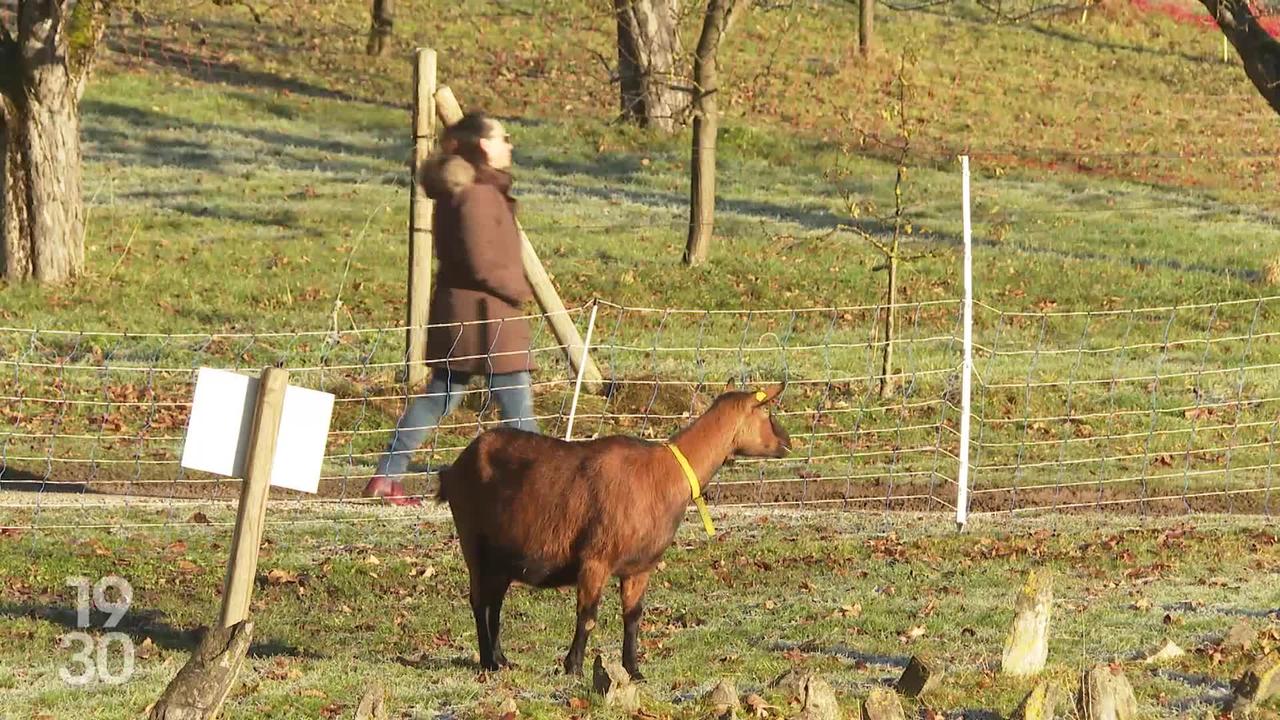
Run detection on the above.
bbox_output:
[469,572,499,671]
[619,571,652,680]
[563,561,608,675]
[486,576,513,668]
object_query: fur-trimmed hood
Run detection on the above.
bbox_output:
[419,154,513,200]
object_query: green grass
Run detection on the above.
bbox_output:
[0,505,1276,718]
[3,4,1280,712]
[3,0,1280,510]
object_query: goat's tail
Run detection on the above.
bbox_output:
[434,464,453,504]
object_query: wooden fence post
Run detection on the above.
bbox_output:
[405,48,437,388]
[151,366,287,719]
[219,367,288,627]
[432,85,603,393]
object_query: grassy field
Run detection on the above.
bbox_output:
[2,3,1280,714]
[3,0,1280,511]
[0,504,1276,718]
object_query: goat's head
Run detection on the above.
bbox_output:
[720,381,791,459]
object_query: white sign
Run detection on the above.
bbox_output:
[180,368,334,494]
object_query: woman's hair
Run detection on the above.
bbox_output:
[443,112,501,167]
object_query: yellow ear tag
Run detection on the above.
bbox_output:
[755,390,767,402]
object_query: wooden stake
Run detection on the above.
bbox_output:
[219,367,288,628]
[153,367,287,719]
[406,48,437,388]
[433,85,603,392]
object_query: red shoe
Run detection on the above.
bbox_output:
[362,476,422,507]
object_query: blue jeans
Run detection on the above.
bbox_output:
[376,369,539,479]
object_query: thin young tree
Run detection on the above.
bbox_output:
[683,0,749,266]
[836,53,930,399]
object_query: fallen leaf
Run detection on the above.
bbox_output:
[744,692,776,718]
[899,625,927,643]
[266,569,299,585]
[136,637,157,659]
[188,511,210,525]
[832,603,862,618]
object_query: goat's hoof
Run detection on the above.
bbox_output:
[562,661,583,676]
[625,667,644,681]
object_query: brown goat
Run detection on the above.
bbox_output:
[436,383,791,677]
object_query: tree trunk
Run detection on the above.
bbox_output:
[1,68,85,283]
[366,0,394,57]
[0,0,107,284]
[1199,0,1280,115]
[683,0,747,266]
[614,0,683,132]
[859,0,874,59]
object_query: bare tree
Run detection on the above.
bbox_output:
[683,0,749,266]
[366,0,393,57]
[836,54,931,399]
[1,1,111,284]
[614,0,684,132]
[1199,0,1280,115]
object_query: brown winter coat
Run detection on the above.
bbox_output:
[421,155,535,376]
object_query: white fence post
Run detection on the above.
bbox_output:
[957,155,974,531]
[564,301,600,441]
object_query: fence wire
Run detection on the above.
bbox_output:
[3,293,1278,530]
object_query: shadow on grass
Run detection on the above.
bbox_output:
[0,602,312,658]
[0,468,92,494]
[106,24,404,111]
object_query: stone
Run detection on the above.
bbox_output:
[354,684,388,720]
[1077,664,1138,720]
[770,670,840,720]
[859,688,906,720]
[1141,639,1186,664]
[1229,652,1280,712]
[895,654,944,698]
[592,655,640,713]
[798,675,840,720]
[1011,680,1061,720]
[705,679,740,719]
[1002,569,1054,677]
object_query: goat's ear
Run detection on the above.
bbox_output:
[755,382,786,406]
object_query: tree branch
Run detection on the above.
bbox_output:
[1199,0,1280,115]
[213,0,264,24]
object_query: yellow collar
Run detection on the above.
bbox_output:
[664,442,715,537]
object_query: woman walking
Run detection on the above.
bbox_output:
[364,112,539,506]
